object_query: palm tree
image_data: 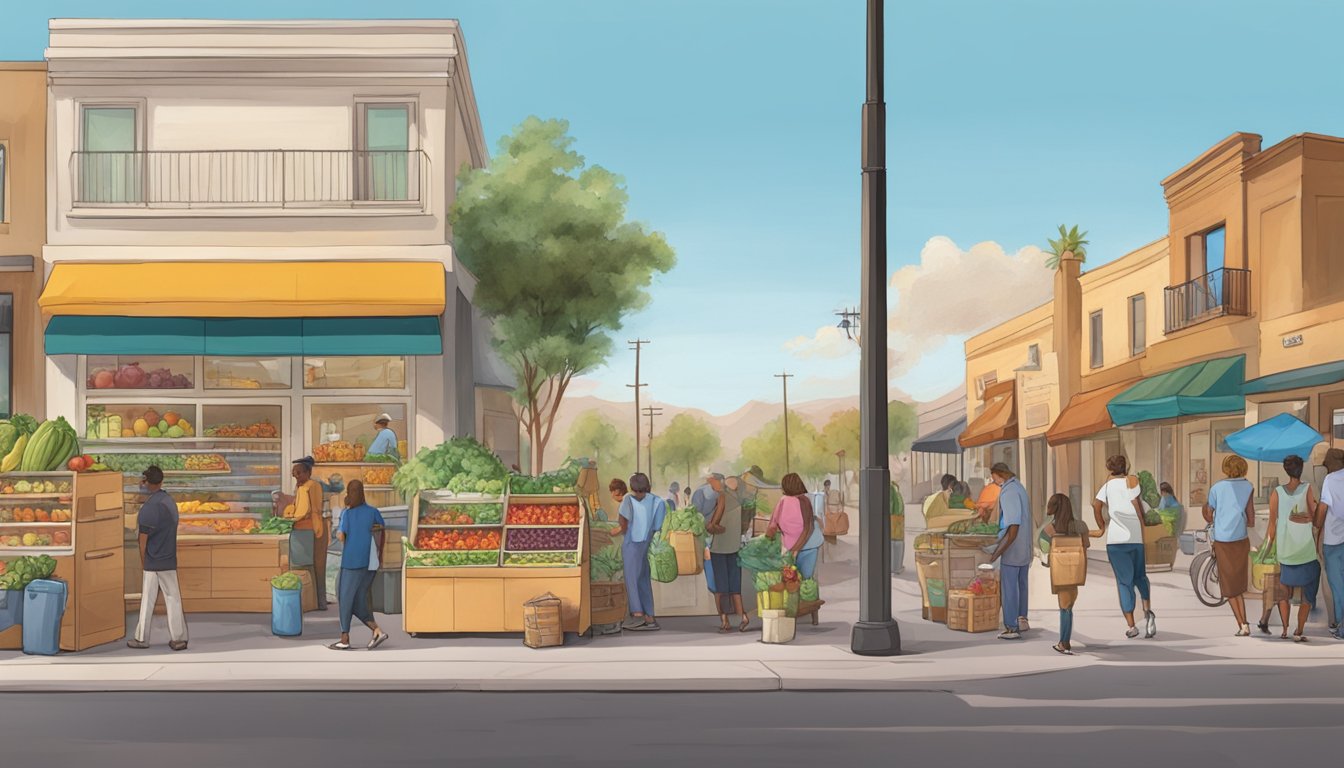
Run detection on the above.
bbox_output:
[1044,224,1089,270]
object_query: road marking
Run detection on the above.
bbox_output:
[957,695,1344,708]
[789,725,1338,734]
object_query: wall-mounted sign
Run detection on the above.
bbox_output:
[1283,334,1303,348]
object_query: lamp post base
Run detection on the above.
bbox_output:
[850,620,901,656]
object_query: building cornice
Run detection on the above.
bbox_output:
[1161,132,1261,207]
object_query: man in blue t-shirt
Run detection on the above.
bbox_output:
[129,466,188,651]
[988,462,1033,640]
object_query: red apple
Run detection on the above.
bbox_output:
[67,457,83,472]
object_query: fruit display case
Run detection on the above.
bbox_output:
[402,489,591,637]
[0,471,126,652]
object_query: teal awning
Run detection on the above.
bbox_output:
[1107,355,1245,427]
[46,316,441,356]
[1243,360,1344,396]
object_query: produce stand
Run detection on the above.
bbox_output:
[0,471,125,652]
[402,490,591,636]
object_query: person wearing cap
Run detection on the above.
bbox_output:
[128,466,188,651]
[1318,447,1344,639]
[691,472,725,594]
[986,462,1032,640]
[291,456,329,610]
[367,413,400,460]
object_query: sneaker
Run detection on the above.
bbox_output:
[1125,626,1140,639]
[998,630,1022,641]
[1018,618,1030,632]
[168,641,188,652]
[126,639,150,650]
[1144,611,1157,638]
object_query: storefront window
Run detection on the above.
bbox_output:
[1260,400,1309,424]
[201,404,282,440]
[303,357,406,389]
[203,358,291,390]
[311,403,408,464]
[1188,431,1210,507]
[86,403,197,440]
[86,356,193,390]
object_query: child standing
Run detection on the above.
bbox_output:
[1044,493,1102,655]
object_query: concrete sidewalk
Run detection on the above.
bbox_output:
[2,535,1340,692]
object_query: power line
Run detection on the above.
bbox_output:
[641,405,664,479]
[775,371,794,475]
[626,339,649,473]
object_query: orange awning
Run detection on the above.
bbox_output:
[39,261,446,318]
[1045,380,1136,446]
[959,380,1018,448]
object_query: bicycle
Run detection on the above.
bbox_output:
[1189,525,1227,607]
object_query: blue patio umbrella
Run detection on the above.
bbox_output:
[1224,413,1326,463]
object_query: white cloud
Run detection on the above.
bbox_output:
[784,325,859,360]
[887,236,1052,380]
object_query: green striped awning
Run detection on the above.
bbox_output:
[1106,355,1245,427]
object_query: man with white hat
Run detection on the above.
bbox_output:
[367,412,400,461]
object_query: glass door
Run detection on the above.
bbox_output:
[357,104,411,201]
[81,106,139,203]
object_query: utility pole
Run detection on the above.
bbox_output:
[852,0,900,656]
[626,339,649,474]
[775,371,794,475]
[641,405,663,480]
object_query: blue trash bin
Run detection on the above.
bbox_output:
[271,586,303,637]
[22,579,67,656]
[0,589,24,634]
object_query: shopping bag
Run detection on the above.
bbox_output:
[667,530,703,576]
[1049,535,1087,588]
[648,539,679,583]
[823,510,850,536]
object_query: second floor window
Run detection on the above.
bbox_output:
[1090,310,1103,368]
[357,103,413,201]
[80,106,140,203]
[1129,294,1146,355]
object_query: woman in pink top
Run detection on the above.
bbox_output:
[768,473,818,576]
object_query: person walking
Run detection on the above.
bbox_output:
[1320,448,1344,639]
[768,473,819,578]
[1203,455,1257,636]
[667,481,681,511]
[706,475,749,632]
[986,463,1032,640]
[290,456,329,610]
[128,466,188,651]
[1043,493,1101,655]
[1093,455,1157,639]
[614,472,668,632]
[329,479,389,651]
[1264,455,1322,642]
[691,472,724,594]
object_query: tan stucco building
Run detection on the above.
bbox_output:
[954,130,1344,536]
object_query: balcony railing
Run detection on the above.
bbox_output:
[70,150,429,209]
[1164,267,1250,334]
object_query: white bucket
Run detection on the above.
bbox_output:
[760,609,796,644]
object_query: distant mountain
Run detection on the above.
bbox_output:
[544,391,912,470]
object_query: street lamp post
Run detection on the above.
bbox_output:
[851,0,901,656]
[836,449,846,508]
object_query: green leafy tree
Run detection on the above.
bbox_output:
[1044,224,1089,270]
[653,414,721,488]
[565,411,634,477]
[453,118,676,471]
[888,399,918,454]
[820,408,861,463]
[738,413,829,482]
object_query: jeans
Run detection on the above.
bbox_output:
[1107,543,1150,614]
[622,537,655,617]
[337,568,377,634]
[1059,609,1073,645]
[1001,563,1029,631]
[1324,543,1344,627]
[795,547,820,580]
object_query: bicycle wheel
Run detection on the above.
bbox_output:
[1191,551,1227,607]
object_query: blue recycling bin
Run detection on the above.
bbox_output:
[22,579,67,656]
[271,586,303,637]
[0,589,23,634]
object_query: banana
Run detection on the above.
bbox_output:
[2,434,28,473]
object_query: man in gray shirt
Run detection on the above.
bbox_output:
[128,466,188,651]
[707,474,748,631]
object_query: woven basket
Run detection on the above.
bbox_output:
[523,592,564,649]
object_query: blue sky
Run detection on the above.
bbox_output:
[5,0,1343,414]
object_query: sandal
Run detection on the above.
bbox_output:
[328,641,351,651]
[1235,625,1251,637]
[1294,633,1309,643]
[1125,626,1140,639]
[1281,630,1289,639]
[368,632,389,650]
[1052,643,1073,655]
[739,616,751,633]
[1258,621,1270,635]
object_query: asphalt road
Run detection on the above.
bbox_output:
[8,664,1343,767]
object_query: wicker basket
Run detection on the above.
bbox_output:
[523,592,564,649]
[946,590,1000,633]
[590,581,627,625]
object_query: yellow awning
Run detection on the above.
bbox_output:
[39,261,445,318]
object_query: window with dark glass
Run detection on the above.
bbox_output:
[1089,310,1103,368]
[0,295,12,417]
[1129,294,1146,355]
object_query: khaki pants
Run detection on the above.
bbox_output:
[135,570,188,644]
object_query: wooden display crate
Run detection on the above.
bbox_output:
[590,581,627,625]
[1142,524,1178,573]
[946,590,999,633]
